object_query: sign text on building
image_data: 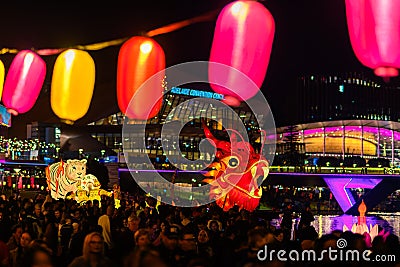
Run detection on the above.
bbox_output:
[170,87,224,100]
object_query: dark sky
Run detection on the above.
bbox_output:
[0,1,394,137]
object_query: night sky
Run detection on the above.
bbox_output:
[0,1,397,137]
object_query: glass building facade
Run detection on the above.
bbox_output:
[276,120,400,166]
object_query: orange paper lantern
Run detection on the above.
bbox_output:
[117,36,165,120]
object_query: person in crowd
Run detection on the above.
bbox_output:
[23,243,54,267]
[299,204,314,227]
[42,213,59,257]
[152,220,168,247]
[114,214,139,264]
[149,222,161,243]
[26,204,44,239]
[54,209,62,224]
[67,232,115,267]
[175,230,199,267]
[134,229,151,251]
[280,203,294,241]
[7,224,23,251]
[155,223,180,267]
[0,208,12,243]
[0,229,10,267]
[296,219,318,245]
[59,217,73,259]
[197,229,213,260]
[124,248,167,267]
[9,231,32,267]
[273,228,285,249]
[65,222,85,266]
[236,227,272,266]
[179,208,196,234]
[97,204,114,256]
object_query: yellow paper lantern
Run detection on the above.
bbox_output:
[51,49,95,124]
[0,60,4,101]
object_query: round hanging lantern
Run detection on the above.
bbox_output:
[51,49,95,124]
[2,50,46,115]
[209,1,275,106]
[0,60,4,101]
[345,0,400,78]
[117,36,165,120]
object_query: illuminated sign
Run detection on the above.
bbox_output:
[0,104,11,127]
[170,87,224,100]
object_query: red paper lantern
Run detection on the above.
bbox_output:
[209,1,275,105]
[117,36,165,120]
[2,50,46,115]
[346,0,400,78]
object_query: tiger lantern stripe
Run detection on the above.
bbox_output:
[46,159,88,200]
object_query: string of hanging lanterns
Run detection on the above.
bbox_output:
[0,7,222,124]
[0,1,276,125]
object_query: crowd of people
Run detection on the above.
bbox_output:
[0,189,398,267]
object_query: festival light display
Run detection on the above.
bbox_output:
[117,36,165,120]
[51,49,95,124]
[2,50,46,115]
[209,0,275,106]
[345,0,400,78]
[343,200,390,247]
[202,122,269,211]
[46,159,115,207]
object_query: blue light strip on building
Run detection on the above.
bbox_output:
[0,159,49,167]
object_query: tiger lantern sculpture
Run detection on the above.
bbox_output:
[46,159,113,205]
[202,122,270,212]
[46,159,87,200]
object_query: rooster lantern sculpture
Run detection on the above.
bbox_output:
[202,122,270,212]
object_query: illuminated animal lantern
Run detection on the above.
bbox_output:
[46,159,87,200]
[68,174,112,206]
[202,122,269,211]
[80,174,101,192]
[68,174,102,204]
[68,182,111,206]
[87,187,112,206]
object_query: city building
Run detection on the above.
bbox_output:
[297,73,400,123]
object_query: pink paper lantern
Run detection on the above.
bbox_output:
[209,1,275,105]
[2,50,46,115]
[346,0,400,78]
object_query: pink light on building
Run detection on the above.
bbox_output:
[345,0,400,78]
